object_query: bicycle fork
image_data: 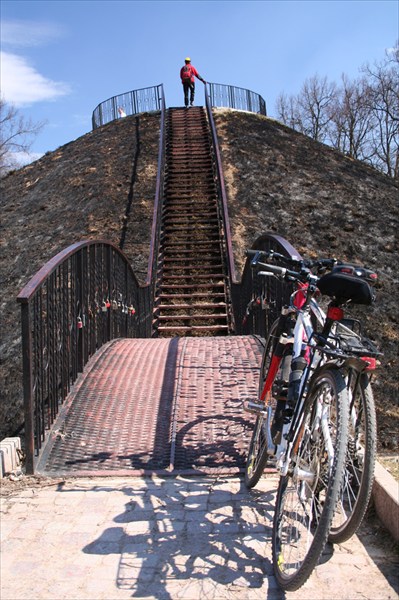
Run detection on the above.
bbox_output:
[278,385,335,483]
[244,332,292,456]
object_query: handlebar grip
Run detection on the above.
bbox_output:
[246,249,269,259]
[246,249,257,258]
[257,263,287,276]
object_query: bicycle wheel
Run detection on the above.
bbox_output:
[245,320,291,488]
[272,368,349,591]
[329,373,376,543]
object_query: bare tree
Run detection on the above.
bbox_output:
[327,74,373,160]
[0,98,45,176]
[275,43,399,180]
[276,92,303,131]
[361,45,399,179]
[276,75,337,143]
[297,75,337,142]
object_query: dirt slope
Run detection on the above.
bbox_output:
[0,113,160,439]
[214,108,398,452]
[0,108,397,453]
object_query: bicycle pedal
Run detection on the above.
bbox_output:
[243,400,266,415]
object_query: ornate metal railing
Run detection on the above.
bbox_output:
[92,84,164,129]
[208,82,267,115]
[232,233,302,338]
[17,241,152,473]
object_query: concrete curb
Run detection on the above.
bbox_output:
[372,460,399,542]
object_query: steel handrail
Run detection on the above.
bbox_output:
[146,86,166,287]
[205,84,237,287]
[208,82,267,115]
[92,84,164,129]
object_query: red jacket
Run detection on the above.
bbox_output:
[180,64,202,84]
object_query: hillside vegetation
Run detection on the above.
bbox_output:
[0,108,397,453]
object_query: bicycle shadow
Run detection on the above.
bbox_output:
[81,477,281,598]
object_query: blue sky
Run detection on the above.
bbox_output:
[1,0,397,164]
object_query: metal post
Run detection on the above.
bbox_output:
[247,89,252,113]
[20,302,35,473]
[106,245,112,341]
[76,250,84,373]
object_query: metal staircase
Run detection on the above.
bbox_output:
[153,107,231,336]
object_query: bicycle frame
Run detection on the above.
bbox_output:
[259,286,342,478]
[245,249,379,586]
[254,259,378,476]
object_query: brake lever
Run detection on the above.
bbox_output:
[250,251,261,268]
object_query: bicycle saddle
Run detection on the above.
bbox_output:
[317,272,375,305]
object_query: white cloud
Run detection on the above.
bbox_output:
[0,51,71,107]
[1,151,44,175]
[10,151,44,166]
[1,19,65,48]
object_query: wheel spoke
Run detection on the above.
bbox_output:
[329,374,376,543]
[272,368,348,591]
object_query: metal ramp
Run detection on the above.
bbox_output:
[36,336,263,476]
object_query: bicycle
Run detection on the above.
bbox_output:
[243,248,379,591]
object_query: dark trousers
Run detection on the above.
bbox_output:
[183,81,195,106]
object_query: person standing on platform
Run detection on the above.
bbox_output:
[180,57,206,108]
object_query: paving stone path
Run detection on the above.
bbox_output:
[1,475,398,599]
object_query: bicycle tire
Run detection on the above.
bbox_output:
[329,373,376,543]
[272,368,349,591]
[244,321,291,488]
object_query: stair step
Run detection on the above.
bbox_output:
[161,250,222,258]
[160,240,221,247]
[158,292,226,299]
[162,256,222,263]
[167,159,212,165]
[162,229,220,235]
[162,238,221,245]
[161,274,226,280]
[163,218,219,225]
[163,226,219,235]
[157,303,227,310]
[157,325,229,332]
[167,161,212,167]
[163,200,217,207]
[160,265,223,272]
[157,313,228,322]
[158,283,225,290]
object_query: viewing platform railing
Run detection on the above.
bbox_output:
[92,83,266,130]
[208,82,267,115]
[92,84,164,129]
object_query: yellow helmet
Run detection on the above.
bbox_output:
[185,57,191,62]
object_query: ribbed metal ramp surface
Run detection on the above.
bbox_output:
[37,336,263,476]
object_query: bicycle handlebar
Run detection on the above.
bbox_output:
[246,249,337,273]
[246,249,377,285]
